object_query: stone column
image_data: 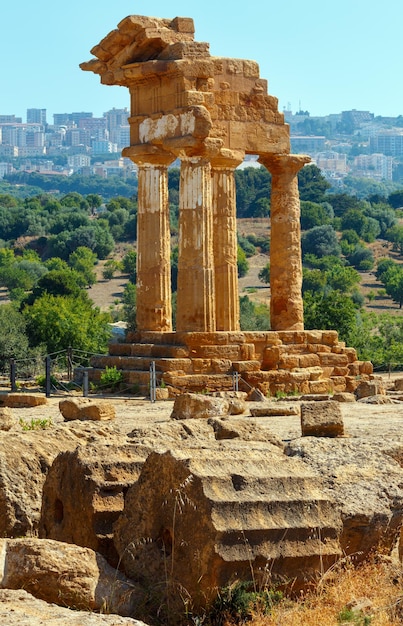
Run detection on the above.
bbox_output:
[176,156,216,332]
[259,154,310,331]
[132,151,175,332]
[211,151,244,331]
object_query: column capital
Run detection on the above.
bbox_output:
[258,153,311,176]
[122,145,176,167]
[210,149,245,170]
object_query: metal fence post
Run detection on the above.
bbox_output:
[45,355,51,398]
[150,361,156,403]
[10,359,17,392]
[83,370,89,397]
[233,371,239,392]
[67,346,73,381]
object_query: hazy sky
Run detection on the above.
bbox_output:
[2,1,402,122]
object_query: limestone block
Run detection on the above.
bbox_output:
[333,366,349,377]
[305,330,324,343]
[308,344,332,354]
[247,387,267,402]
[0,589,145,626]
[394,378,403,391]
[59,399,116,421]
[39,443,149,565]
[0,538,141,616]
[344,347,358,362]
[0,408,14,431]
[114,447,342,613]
[359,361,374,375]
[348,362,361,376]
[3,394,47,408]
[331,376,348,393]
[211,358,233,373]
[321,331,339,346]
[301,401,344,438]
[191,358,212,373]
[355,380,385,399]
[170,392,230,419]
[231,360,261,373]
[250,404,300,417]
[155,387,169,400]
[286,438,403,561]
[262,346,280,369]
[332,392,356,403]
[308,379,334,395]
[207,417,284,448]
[0,426,89,537]
[299,353,321,368]
[211,391,247,415]
[278,355,300,370]
[318,353,349,368]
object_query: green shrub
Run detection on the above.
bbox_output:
[99,365,123,389]
[209,580,283,625]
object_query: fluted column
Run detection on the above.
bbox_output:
[176,157,216,332]
[211,151,244,331]
[259,154,310,331]
[132,151,175,332]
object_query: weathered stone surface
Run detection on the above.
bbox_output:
[0,426,93,537]
[286,438,403,560]
[355,380,385,399]
[170,392,229,419]
[207,417,284,448]
[39,443,150,565]
[0,394,47,408]
[0,589,147,626]
[333,392,356,403]
[247,387,267,402]
[394,378,403,391]
[114,446,342,612]
[0,538,142,616]
[301,401,344,438]
[250,403,300,417]
[0,407,14,431]
[59,398,116,421]
[211,390,247,414]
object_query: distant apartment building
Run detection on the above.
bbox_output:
[315,151,347,175]
[92,140,118,155]
[0,145,18,157]
[370,132,403,156]
[0,115,22,124]
[0,162,13,178]
[353,153,394,180]
[27,108,47,125]
[291,136,326,153]
[68,154,91,171]
[104,108,130,149]
[341,110,374,128]
[53,112,93,126]
[78,117,107,140]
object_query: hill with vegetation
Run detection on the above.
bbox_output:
[0,165,402,370]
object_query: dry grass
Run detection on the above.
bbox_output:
[243,558,403,626]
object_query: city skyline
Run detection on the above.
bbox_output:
[1,1,403,122]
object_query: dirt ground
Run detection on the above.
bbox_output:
[11,372,403,446]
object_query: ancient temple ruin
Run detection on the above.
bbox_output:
[82,15,372,394]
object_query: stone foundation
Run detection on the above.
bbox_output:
[89,330,372,396]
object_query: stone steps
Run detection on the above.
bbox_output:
[114,445,342,601]
[40,444,150,567]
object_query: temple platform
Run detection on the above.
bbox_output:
[89,330,372,396]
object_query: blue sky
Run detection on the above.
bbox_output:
[2,1,402,122]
